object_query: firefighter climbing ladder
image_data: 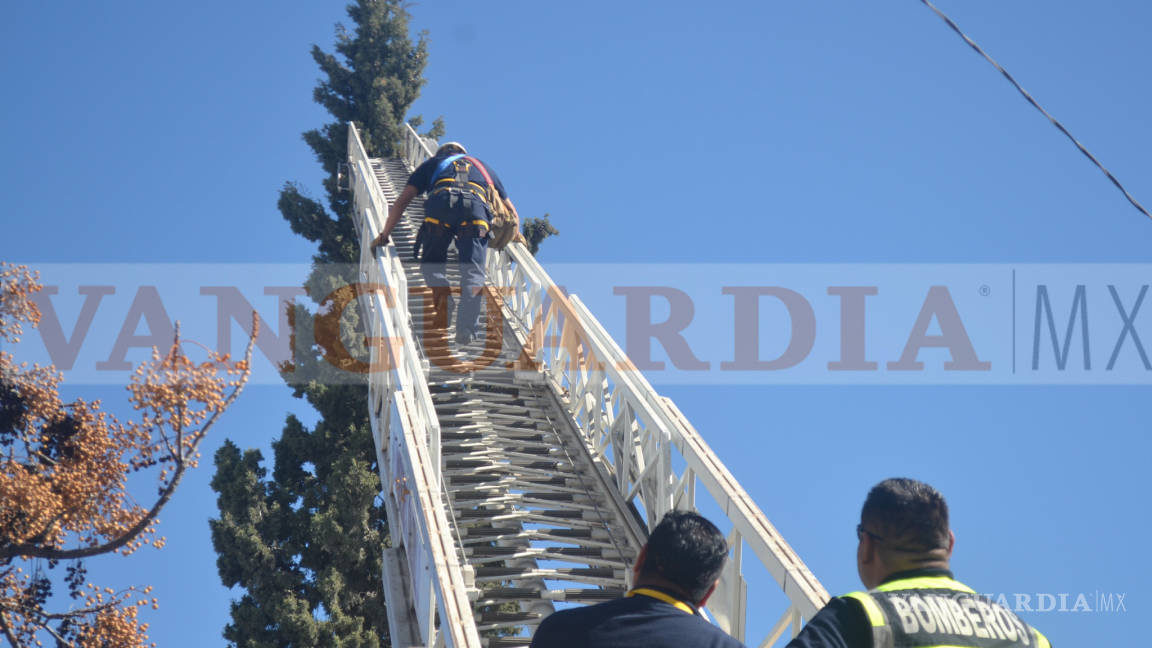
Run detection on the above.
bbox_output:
[349,122,828,648]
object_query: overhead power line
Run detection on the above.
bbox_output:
[920,0,1152,222]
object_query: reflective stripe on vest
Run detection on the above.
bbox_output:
[876,576,976,594]
[842,577,1051,648]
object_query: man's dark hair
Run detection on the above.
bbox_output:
[640,510,728,603]
[861,478,950,553]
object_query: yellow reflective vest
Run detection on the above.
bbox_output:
[843,575,1051,648]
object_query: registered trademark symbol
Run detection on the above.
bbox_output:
[979,285,991,297]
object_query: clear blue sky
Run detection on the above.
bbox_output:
[2,1,1149,645]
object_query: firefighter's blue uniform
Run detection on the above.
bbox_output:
[406,153,508,344]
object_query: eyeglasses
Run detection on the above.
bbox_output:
[856,524,884,543]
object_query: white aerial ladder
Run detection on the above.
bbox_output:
[349,122,828,648]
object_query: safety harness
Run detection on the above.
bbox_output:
[425,154,492,233]
[420,152,524,253]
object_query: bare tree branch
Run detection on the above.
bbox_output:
[0,609,20,647]
[39,619,73,647]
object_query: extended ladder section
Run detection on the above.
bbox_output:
[349,123,828,648]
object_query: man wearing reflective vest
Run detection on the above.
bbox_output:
[530,510,746,648]
[372,141,517,346]
[787,478,1051,648]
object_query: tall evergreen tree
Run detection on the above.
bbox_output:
[521,214,559,256]
[209,2,439,645]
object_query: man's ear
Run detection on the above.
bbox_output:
[697,579,719,608]
[946,529,955,557]
[858,531,875,565]
[857,530,882,590]
[632,545,648,582]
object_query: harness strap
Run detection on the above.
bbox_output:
[429,154,493,213]
[432,178,488,192]
[431,154,466,187]
[424,217,488,231]
[426,154,500,240]
[465,156,495,189]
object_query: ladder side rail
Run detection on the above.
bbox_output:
[359,209,478,648]
[401,123,436,172]
[350,123,482,648]
[350,124,441,466]
[659,396,828,624]
[566,293,829,623]
[356,201,420,644]
[350,124,392,232]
